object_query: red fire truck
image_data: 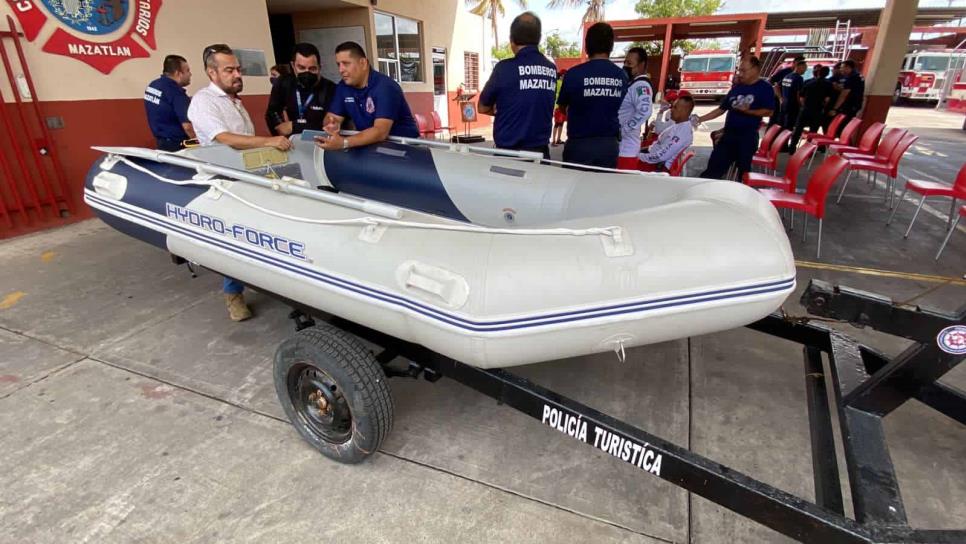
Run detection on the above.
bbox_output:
[895,50,966,103]
[679,50,736,99]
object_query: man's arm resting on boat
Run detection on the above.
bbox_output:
[316,118,394,150]
[213,132,292,151]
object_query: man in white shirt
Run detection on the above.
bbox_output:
[188,43,292,322]
[639,95,695,172]
[616,46,652,170]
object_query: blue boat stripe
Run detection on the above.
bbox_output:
[86,191,795,333]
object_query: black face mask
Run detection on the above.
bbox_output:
[297,72,318,89]
[623,66,634,80]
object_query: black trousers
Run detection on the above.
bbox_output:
[790,108,823,151]
[562,136,619,169]
[699,128,759,180]
[156,138,184,152]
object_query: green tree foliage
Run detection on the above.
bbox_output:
[466,0,528,48]
[546,0,607,24]
[492,43,515,61]
[633,0,725,56]
[543,31,581,59]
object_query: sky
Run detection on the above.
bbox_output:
[486,0,966,45]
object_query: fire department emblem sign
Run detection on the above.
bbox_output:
[8,0,163,74]
[937,325,966,355]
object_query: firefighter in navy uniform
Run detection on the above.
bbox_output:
[556,22,628,169]
[144,55,195,151]
[266,43,336,136]
[478,12,557,158]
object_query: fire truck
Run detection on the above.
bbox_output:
[895,50,966,103]
[679,50,736,99]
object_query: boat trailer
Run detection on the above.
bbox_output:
[269,278,964,544]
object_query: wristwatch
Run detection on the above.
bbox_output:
[342,136,350,150]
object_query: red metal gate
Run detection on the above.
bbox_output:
[0,15,72,239]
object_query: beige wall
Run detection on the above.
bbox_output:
[289,0,489,94]
[0,0,275,102]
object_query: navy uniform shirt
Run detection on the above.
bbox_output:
[801,76,833,112]
[144,75,190,141]
[479,45,556,149]
[769,66,793,87]
[781,72,804,110]
[719,79,776,132]
[329,69,419,138]
[556,58,627,139]
[836,72,865,114]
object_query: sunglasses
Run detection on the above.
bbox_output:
[203,43,232,66]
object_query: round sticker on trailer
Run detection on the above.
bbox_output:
[936,325,966,355]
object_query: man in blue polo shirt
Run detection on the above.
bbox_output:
[317,41,419,152]
[144,54,195,151]
[829,59,865,123]
[478,12,556,158]
[556,22,627,168]
[697,56,775,180]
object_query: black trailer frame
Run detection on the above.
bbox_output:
[281,279,965,544]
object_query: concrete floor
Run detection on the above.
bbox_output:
[1,105,964,543]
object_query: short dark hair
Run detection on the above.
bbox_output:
[842,59,856,70]
[293,42,321,63]
[509,12,541,47]
[819,65,831,78]
[626,46,647,67]
[335,41,367,59]
[743,55,762,70]
[795,60,807,68]
[676,95,695,112]
[162,54,186,75]
[585,23,615,57]
[793,55,806,63]
[203,43,233,70]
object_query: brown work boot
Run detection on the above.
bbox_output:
[225,293,252,322]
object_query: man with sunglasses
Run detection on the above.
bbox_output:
[188,44,292,322]
[188,43,292,151]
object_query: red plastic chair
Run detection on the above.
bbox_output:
[936,205,966,260]
[888,162,966,238]
[744,142,817,193]
[840,127,907,163]
[755,124,782,159]
[414,113,433,138]
[828,121,885,155]
[804,113,845,143]
[667,149,695,177]
[807,118,862,169]
[430,111,454,139]
[763,154,849,258]
[837,133,919,207]
[752,129,792,175]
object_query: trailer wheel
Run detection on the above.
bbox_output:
[273,323,393,464]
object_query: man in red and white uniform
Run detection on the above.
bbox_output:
[639,95,695,173]
[616,47,653,170]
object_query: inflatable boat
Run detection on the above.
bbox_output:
[84,135,796,368]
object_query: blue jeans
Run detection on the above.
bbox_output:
[223,277,244,295]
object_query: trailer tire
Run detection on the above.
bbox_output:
[274,323,393,464]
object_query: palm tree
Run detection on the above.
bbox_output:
[466,0,528,48]
[547,0,607,25]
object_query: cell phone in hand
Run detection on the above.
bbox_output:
[300,129,329,142]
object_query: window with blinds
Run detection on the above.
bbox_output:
[464,52,479,91]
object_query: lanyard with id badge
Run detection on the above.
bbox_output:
[295,88,315,124]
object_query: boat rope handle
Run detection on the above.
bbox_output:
[111,155,624,239]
